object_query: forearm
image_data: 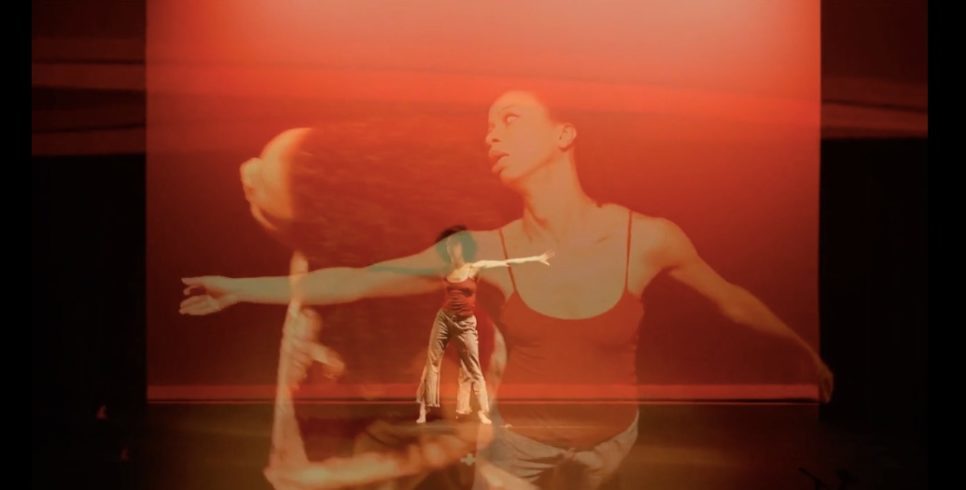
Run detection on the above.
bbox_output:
[232,269,358,306]
[725,288,817,358]
[234,266,435,306]
[504,254,545,265]
[233,275,293,305]
[230,244,447,308]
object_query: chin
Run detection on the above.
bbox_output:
[495,165,523,184]
[498,166,540,190]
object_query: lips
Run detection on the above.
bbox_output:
[488,150,508,173]
[488,150,508,163]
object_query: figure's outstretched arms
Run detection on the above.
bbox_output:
[652,218,833,402]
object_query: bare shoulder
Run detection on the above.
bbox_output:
[600,205,673,241]
[624,209,694,257]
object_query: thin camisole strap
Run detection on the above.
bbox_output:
[625,209,633,290]
[498,227,518,293]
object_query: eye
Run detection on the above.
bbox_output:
[503,113,519,125]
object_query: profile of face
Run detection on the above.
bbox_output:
[485,90,576,186]
[239,128,311,234]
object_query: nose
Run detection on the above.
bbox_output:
[484,126,500,148]
[240,158,258,201]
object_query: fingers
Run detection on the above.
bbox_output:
[314,346,346,379]
[285,352,313,387]
[180,295,208,309]
[284,337,328,376]
[180,295,231,315]
[286,308,321,339]
[179,296,217,315]
[181,277,204,286]
[286,342,346,382]
[309,344,334,363]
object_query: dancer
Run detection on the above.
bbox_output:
[415,225,551,425]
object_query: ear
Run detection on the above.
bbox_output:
[557,122,577,150]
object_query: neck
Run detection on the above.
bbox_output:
[516,155,598,247]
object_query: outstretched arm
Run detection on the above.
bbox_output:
[652,218,833,401]
[180,242,452,315]
[471,251,553,270]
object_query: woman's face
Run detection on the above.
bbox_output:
[484,91,566,187]
[239,128,310,233]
